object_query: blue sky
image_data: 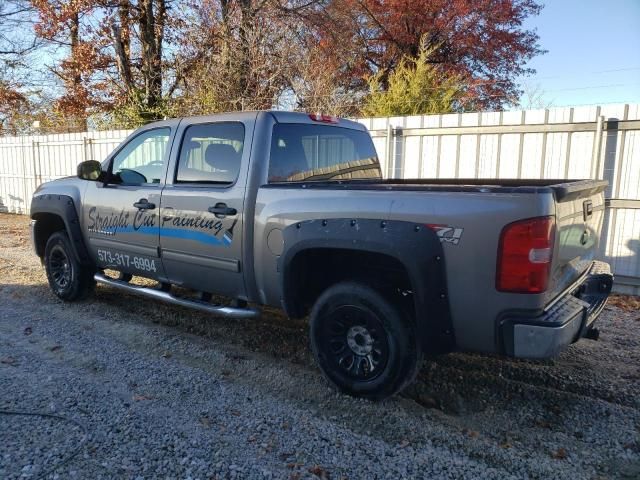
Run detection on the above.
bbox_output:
[519,0,640,107]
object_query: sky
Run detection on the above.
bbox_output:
[518,0,640,107]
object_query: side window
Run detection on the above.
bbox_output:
[112,128,171,185]
[176,122,244,184]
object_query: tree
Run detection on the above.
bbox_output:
[8,0,544,131]
[109,0,170,122]
[0,0,39,132]
[519,81,554,109]
[30,0,185,127]
[172,0,303,115]
[362,42,462,117]
[305,0,544,110]
[0,82,29,133]
[30,0,106,127]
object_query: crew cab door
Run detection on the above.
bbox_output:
[83,124,175,279]
[159,117,253,298]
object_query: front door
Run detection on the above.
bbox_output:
[83,125,175,280]
[159,120,250,298]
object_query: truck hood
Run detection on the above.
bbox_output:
[31,176,89,217]
[34,176,86,195]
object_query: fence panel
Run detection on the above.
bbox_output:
[0,130,132,214]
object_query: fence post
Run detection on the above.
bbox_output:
[474,112,482,179]
[454,113,462,178]
[563,108,575,178]
[31,140,40,197]
[516,110,526,178]
[592,112,604,179]
[539,109,550,178]
[20,136,29,214]
[385,122,393,178]
[83,136,95,161]
[495,111,503,178]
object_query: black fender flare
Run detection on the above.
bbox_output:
[30,194,92,266]
[279,218,455,353]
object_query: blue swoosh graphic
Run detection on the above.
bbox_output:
[100,226,231,246]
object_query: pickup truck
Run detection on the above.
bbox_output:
[30,111,613,400]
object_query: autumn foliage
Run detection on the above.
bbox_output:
[0,0,544,130]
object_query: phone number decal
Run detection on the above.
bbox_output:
[97,249,157,272]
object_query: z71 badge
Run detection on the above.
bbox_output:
[426,224,464,245]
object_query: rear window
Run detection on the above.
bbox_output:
[268,124,381,182]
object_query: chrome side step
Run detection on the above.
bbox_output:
[94,273,260,319]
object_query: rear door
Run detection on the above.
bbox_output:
[159,117,254,298]
[83,124,175,279]
[549,180,608,299]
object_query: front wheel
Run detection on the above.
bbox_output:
[310,282,421,400]
[44,231,95,301]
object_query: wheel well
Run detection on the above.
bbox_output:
[32,213,66,258]
[284,248,413,319]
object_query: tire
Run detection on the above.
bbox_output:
[44,231,95,301]
[310,281,421,400]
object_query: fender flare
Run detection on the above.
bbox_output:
[30,194,92,266]
[279,218,455,353]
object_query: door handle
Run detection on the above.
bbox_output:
[208,203,237,218]
[133,198,156,210]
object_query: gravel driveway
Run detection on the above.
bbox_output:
[0,213,639,479]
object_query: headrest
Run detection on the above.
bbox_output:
[205,143,238,170]
[204,143,239,182]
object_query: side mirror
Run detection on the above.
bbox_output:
[77,160,103,181]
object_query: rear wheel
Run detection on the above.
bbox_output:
[310,282,421,400]
[44,231,94,301]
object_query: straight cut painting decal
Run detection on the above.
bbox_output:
[87,207,236,246]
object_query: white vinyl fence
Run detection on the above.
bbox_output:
[0,104,639,293]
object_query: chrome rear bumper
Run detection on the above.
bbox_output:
[501,261,613,359]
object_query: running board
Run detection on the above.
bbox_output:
[94,273,259,319]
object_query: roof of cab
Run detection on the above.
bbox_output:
[267,111,367,131]
[140,110,368,132]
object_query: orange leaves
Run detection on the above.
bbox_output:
[0,84,27,114]
[306,0,544,110]
[31,0,96,39]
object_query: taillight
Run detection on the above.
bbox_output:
[496,216,556,294]
[308,113,339,123]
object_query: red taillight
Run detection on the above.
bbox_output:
[308,113,339,123]
[496,216,556,294]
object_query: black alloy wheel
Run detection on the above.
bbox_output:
[322,304,390,381]
[44,231,95,301]
[310,282,421,400]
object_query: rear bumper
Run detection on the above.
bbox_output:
[500,261,613,358]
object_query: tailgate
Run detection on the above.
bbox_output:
[547,180,608,301]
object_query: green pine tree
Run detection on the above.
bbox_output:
[362,43,462,117]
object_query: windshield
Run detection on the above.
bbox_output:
[268,123,381,182]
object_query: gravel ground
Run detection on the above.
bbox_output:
[0,212,639,480]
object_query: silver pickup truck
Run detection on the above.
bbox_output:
[30,111,613,400]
